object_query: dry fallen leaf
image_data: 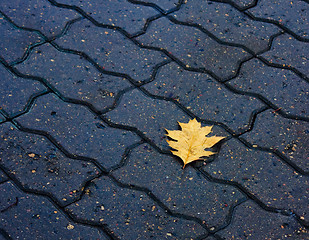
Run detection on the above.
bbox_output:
[166,118,225,168]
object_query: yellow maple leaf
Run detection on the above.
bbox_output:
[165,118,225,168]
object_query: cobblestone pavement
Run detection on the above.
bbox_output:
[0,0,308,239]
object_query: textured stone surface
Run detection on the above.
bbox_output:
[242,110,309,171]
[229,58,309,117]
[248,0,309,38]
[54,18,166,81]
[0,64,46,116]
[0,0,79,37]
[0,181,105,239]
[218,201,307,239]
[0,0,308,238]
[261,33,309,76]
[55,0,158,34]
[113,143,244,228]
[172,0,280,53]
[0,17,43,63]
[15,43,132,112]
[143,62,264,132]
[15,94,139,169]
[204,138,309,220]
[137,17,251,79]
[0,122,100,205]
[66,175,207,239]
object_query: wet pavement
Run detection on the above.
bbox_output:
[0,0,308,239]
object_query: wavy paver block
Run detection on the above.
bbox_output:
[113,144,244,228]
[55,0,158,34]
[204,138,309,220]
[0,0,79,37]
[243,110,309,171]
[0,181,105,239]
[54,19,166,81]
[0,64,46,116]
[15,94,139,169]
[0,17,43,63]
[218,201,305,239]
[232,0,256,9]
[261,33,309,76]
[230,58,309,117]
[0,122,99,205]
[136,17,251,79]
[172,0,280,53]
[248,0,309,38]
[15,43,132,111]
[141,0,180,11]
[143,62,264,132]
[105,88,228,149]
[66,176,207,239]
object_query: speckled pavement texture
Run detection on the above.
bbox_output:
[0,0,308,239]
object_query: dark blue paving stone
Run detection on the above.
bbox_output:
[112,143,244,229]
[261,33,309,76]
[0,122,100,205]
[142,0,179,11]
[143,62,264,132]
[0,115,5,124]
[172,0,280,53]
[65,176,207,239]
[0,169,8,183]
[242,110,309,172]
[0,17,43,63]
[248,0,308,38]
[231,0,256,9]
[203,138,309,220]
[218,200,307,239]
[54,18,166,81]
[15,94,139,169]
[56,0,158,34]
[0,0,80,38]
[229,58,309,117]
[15,43,131,112]
[137,17,251,79]
[0,181,105,239]
[0,64,46,116]
[105,88,227,149]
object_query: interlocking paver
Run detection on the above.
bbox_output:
[229,58,309,117]
[0,0,79,37]
[141,0,180,11]
[260,33,309,76]
[248,0,308,38]
[0,181,105,239]
[0,63,46,116]
[231,0,256,9]
[0,17,43,63]
[143,62,264,132]
[15,94,139,169]
[105,88,190,149]
[54,18,166,81]
[217,200,307,239]
[0,122,100,205]
[15,43,132,111]
[0,169,8,183]
[242,110,309,171]
[172,0,280,53]
[136,17,251,79]
[66,175,207,239]
[204,138,309,220]
[0,0,308,238]
[112,143,244,229]
[55,0,158,34]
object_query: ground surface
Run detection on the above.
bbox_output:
[0,0,308,239]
